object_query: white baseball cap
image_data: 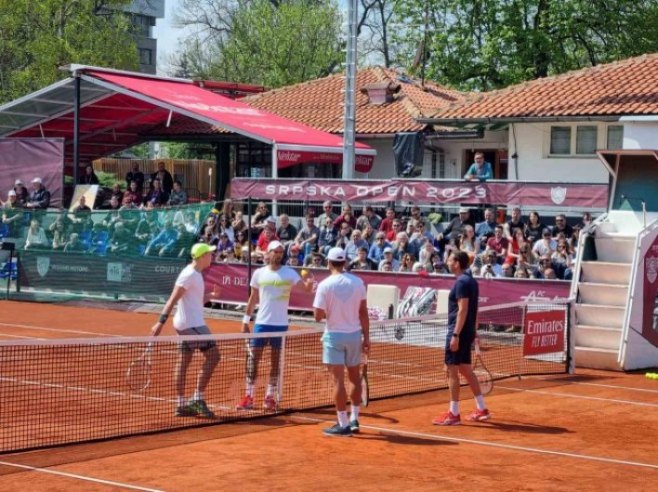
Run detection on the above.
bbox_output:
[327,247,346,262]
[383,247,393,254]
[14,179,23,186]
[266,240,284,252]
[8,190,16,197]
[31,177,42,184]
[266,216,277,223]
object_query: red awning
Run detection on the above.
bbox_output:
[2,66,376,172]
[85,70,375,172]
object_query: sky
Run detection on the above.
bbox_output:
[152,0,188,74]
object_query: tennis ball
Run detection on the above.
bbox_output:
[646,372,658,380]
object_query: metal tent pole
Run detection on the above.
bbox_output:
[342,0,358,181]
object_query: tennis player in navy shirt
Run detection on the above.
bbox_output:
[433,250,491,425]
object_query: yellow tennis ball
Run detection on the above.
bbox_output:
[301,269,309,278]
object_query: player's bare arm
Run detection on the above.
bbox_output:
[359,300,370,354]
[242,287,259,333]
[150,285,186,337]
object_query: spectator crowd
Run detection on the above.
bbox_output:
[198,198,595,282]
[1,163,202,257]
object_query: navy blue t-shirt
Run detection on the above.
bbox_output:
[447,270,479,334]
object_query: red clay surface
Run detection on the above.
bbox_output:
[0,300,657,491]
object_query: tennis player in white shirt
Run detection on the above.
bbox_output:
[150,242,221,418]
[237,240,315,411]
[313,247,369,437]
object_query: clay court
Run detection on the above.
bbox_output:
[0,300,657,491]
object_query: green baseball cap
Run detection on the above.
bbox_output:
[191,243,216,259]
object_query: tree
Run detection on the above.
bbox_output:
[392,0,658,91]
[356,0,405,68]
[0,0,138,103]
[172,0,344,88]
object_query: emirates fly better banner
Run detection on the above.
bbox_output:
[230,178,608,208]
[523,310,567,356]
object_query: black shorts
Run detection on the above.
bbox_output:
[445,329,475,365]
[178,325,217,353]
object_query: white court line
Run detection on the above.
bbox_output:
[0,333,47,340]
[0,322,124,338]
[497,385,658,408]
[291,415,658,470]
[0,460,164,492]
[567,381,658,395]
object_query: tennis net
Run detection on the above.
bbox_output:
[0,301,569,453]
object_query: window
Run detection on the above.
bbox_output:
[549,124,604,156]
[607,125,624,149]
[575,126,597,154]
[139,48,152,66]
[550,127,571,155]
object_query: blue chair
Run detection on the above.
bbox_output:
[0,261,17,280]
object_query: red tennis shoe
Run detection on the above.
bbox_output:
[467,408,492,422]
[432,411,461,426]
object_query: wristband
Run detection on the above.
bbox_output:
[452,332,459,337]
[242,315,252,324]
[158,313,169,324]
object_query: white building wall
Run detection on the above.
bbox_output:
[622,121,658,149]
[508,122,609,183]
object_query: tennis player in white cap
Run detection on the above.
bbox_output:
[313,247,369,437]
[238,240,315,411]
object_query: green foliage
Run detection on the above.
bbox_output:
[0,0,139,103]
[174,0,344,88]
[161,142,215,160]
[96,171,121,189]
[392,0,658,91]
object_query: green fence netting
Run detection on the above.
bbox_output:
[0,203,212,302]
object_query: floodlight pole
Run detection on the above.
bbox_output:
[73,75,81,187]
[342,0,358,181]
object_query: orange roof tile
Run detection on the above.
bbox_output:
[244,67,466,134]
[430,53,658,121]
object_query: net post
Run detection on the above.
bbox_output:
[566,299,574,374]
[517,302,528,380]
[247,196,252,300]
[277,332,287,406]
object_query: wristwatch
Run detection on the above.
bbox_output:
[452,333,459,337]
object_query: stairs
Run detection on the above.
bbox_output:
[573,231,634,370]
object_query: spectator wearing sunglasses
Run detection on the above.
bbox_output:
[368,233,392,268]
[551,214,573,238]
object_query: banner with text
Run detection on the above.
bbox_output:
[205,263,570,310]
[523,310,567,356]
[19,251,187,299]
[230,178,608,208]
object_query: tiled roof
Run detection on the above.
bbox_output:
[244,67,466,134]
[431,52,658,121]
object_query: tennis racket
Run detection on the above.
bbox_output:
[473,338,493,395]
[360,353,369,407]
[127,342,153,392]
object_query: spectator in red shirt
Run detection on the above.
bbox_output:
[386,219,404,242]
[379,208,396,234]
[256,218,279,252]
[122,180,143,208]
[486,225,509,260]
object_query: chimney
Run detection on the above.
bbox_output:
[360,81,400,105]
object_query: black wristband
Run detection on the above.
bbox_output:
[452,332,459,337]
[159,313,169,324]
